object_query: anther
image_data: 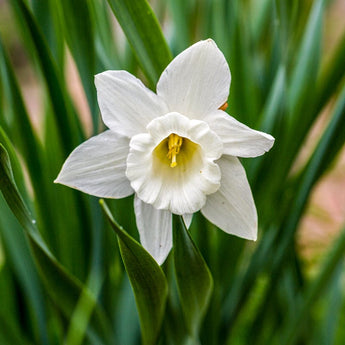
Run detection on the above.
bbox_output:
[167,133,183,168]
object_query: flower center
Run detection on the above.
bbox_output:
[153,133,200,171]
[126,112,223,214]
[167,133,183,168]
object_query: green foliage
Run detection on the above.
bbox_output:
[0,144,114,345]
[173,215,213,341]
[0,0,345,344]
[101,200,168,345]
[107,0,172,87]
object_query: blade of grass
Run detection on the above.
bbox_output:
[101,199,168,345]
[166,0,191,53]
[224,79,345,342]
[280,226,345,345]
[0,126,28,201]
[173,214,213,340]
[11,0,84,155]
[0,198,48,345]
[0,313,34,345]
[106,0,172,87]
[1,37,88,271]
[0,37,43,184]
[31,0,65,65]
[0,143,115,345]
[87,0,121,70]
[59,0,98,133]
[288,0,324,123]
[314,32,345,115]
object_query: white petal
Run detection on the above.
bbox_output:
[55,130,133,198]
[201,155,257,240]
[134,196,172,265]
[95,71,168,137]
[146,112,223,160]
[156,39,231,119]
[204,110,275,158]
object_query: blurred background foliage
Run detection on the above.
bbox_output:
[0,0,345,344]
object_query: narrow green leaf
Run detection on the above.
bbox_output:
[29,237,113,345]
[281,226,345,345]
[0,128,48,345]
[306,84,345,182]
[0,143,114,345]
[9,0,94,278]
[0,314,34,345]
[172,214,213,339]
[114,276,141,345]
[0,37,44,195]
[0,126,28,201]
[227,3,259,124]
[166,0,191,52]
[259,65,286,133]
[225,81,345,343]
[250,0,274,42]
[317,263,344,345]
[288,0,324,120]
[314,32,345,115]
[59,0,98,132]
[31,0,65,65]
[87,0,121,70]
[0,144,36,234]
[11,0,84,155]
[100,199,168,345]
[65,273,104,345]
[106,0,172,87]
[286,81,345,237]
[249,65,286,180]
[0,201,48,345]
[0,264,18,336]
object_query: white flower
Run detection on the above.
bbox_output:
[55,39,274,265]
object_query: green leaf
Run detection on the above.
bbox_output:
[59,0,98,132]
[100,199,168,345]
[285,81,345,239]
[28,237,113,345]
[8,1,94,279]
[0,143,114,345]
[318,263,344,345]
[87,0,121,70]
[166,0,191,52]
[0,37,44,196]
[31,0,65,65]
[225,81,345,344]
[314,31,345,115]
[0,313,34,345]
[0,143,36,234]
[172,214,213,339]
[11,0,84,155]
[288,0,324,121]
[0,201,49,345]
[280,226,345,345]
[0,126,28,202]
[106,0,172,87]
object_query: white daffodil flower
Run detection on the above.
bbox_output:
[55,39,274,265]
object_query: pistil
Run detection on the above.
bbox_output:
[167,133,183,168]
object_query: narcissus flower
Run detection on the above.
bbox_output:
[55,39,274,264]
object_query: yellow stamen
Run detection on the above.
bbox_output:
[167,133,183,168]
[219,102,228,111]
